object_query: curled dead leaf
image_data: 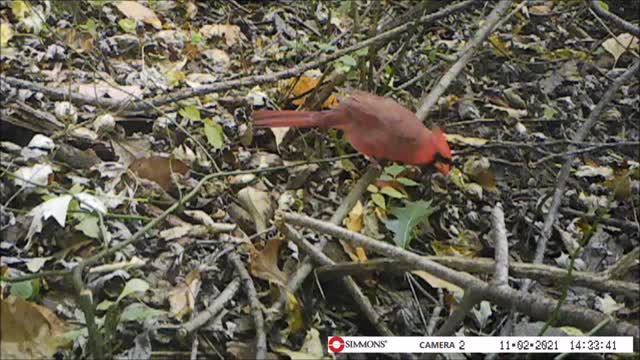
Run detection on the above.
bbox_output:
[129,156,190,191]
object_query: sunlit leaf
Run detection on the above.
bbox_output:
[180,105,201,121]
[380,186,406,199]
[116,279,149,303]
[371,193,386,210]
[203,119,225,149]
[384,164,406,177]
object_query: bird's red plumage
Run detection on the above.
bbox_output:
[253,91,452,175]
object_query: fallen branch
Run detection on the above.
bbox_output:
[282,211,639,339]
[590,0,640,37]
[314,257,638,300]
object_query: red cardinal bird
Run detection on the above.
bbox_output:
[253,91,453,175]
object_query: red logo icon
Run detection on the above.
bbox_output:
[328,336,345,353]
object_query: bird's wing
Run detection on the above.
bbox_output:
[341,91,426,145]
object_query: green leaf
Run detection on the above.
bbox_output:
[367,184,379,193]
[120,303,167,323]
[191,31,204,45]
[116,278,149,303]
[340,158,357,171]
[397,177,420,187]
[371,193,386,210]
[97,300,114,311]
[380,186,406,199]
[379,174,394,181]
[384,164,405,177]
[384,200,435,248]
[78,19,98,36]
[596,0,609,11]
[119,19,136,34]
[203,118,225,149]
[355,48,369,57]
[339,55,357,67]
[179,105,201,121]
[10,281,34,299]
[75,215,100,239]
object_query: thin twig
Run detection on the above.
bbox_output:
[229,253,267,360]
[560,207,640,232]
[435,287,482,336]
[492,202,509,287]
[178,278,241,338]
[530,142,640,166]
[426,289,444,336]
[415,0,514,121]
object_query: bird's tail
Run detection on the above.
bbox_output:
[254,110,351,129]
[253,110,323,128]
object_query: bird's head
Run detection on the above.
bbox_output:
[431,127,453,176]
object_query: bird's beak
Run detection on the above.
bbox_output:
[434,161,451,176]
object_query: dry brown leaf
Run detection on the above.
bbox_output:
[250,238,288,287]
[604,169,632,202]
[168,270,201,320]
[411,270,463,295]
[602,33,639,64]
[115,1,162,29]
[75,81,143,102]
[129,156,190,191]
[200,24,244,46]
[1,296,72,359]
[237,187,274,233]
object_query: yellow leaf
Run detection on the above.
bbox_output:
[291,77,320,98]
[345,201,364,232]
[411,270,463,296]
[322,95,339,109]
[446,134,489,146]
[0,22,14,48]
[286,292,305,334]
[11,0,30,20]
